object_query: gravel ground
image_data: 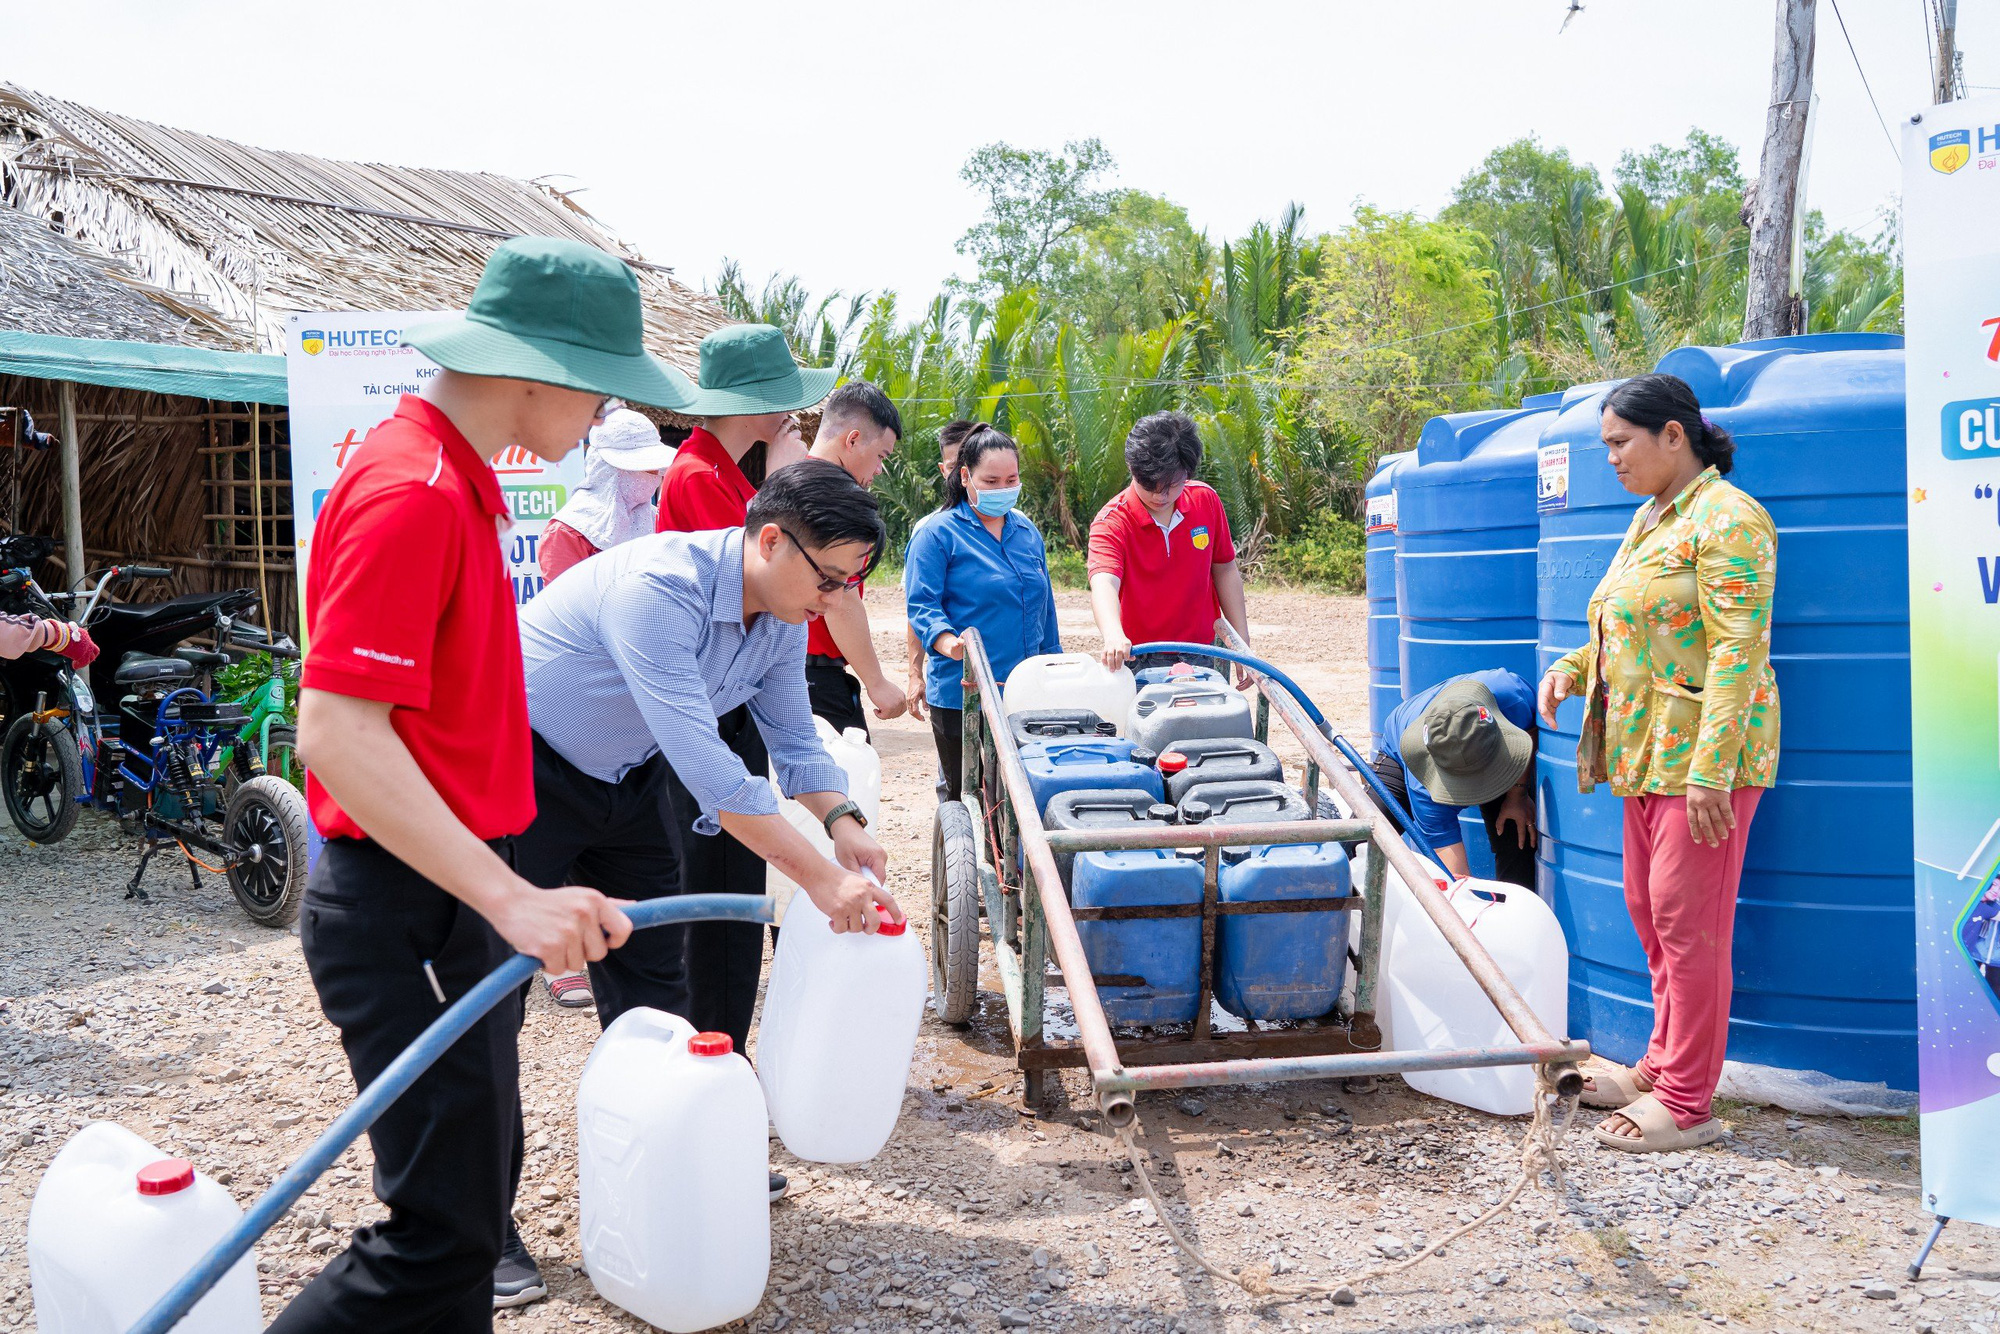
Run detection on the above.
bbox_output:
[1,589,1994,1333]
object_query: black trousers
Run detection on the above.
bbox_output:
[270,839,524,1334]
[1370,750,1536,890]
[662,703,770,1053]
[931,704,965,803]
[511,733,686,1029]
[806,658,870,739]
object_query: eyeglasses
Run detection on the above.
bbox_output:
[783,530,866,594]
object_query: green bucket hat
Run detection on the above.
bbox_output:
[1399,678,1535,808]
[677,324,836,417]
[402,237,695,409]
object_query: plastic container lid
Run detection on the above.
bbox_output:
[1147,803,1179,824]
[1131,748,1158,766]
[136,1158,195,1195]
[688,1032,735,1057]
[1181,799,1213,824]
[1168,662,1198,677]
[1158,751,1189,774]
[1093,721,1119,736]
[875,917,908,936]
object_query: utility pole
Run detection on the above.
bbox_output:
[1933,0,1963,104]
[1744,0,1816,341]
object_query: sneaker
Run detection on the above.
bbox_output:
[769,1170,789,1203]
[545,970,594,1009]
[493,1218,547,1309]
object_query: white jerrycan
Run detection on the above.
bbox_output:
[1004,653,1136,736]
[30,1122,259,1334]
[1384,877,1570,1116]
[758,889,927,1163]
[1345,846,1449,1050]
[578,1008,769,1332]
[765,717,882,917]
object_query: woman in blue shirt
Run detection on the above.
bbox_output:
[905,424,1063,800]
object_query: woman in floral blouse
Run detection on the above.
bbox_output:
[1537,373,1779,1154]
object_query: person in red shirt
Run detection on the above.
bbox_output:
[1088,411,1252,680]
[536,405,677,585]
[651,323,835,1082]
[802,380,907,736]
[273,237,690,1331]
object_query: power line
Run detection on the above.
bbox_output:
[1829,0,1902,163]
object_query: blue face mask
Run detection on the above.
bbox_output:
[971,484,1020,518]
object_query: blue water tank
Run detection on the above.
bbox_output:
[1535,334,1914,1087]
[1364,449,1414,753]
[1019,738,1164,825]
[1216,841,1352,1022]
[1073,844,1206,1026]
[1394,394,1561,874]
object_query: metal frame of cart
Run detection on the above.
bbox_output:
[928,624,1589,1126]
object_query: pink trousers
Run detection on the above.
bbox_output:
[1623,786,1763,1128]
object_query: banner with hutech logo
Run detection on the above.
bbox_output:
[283,312,585,635]
[1904,97,2000,1234]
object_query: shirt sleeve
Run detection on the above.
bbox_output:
[1687,495,1779,791]
[537,522,598,583]
[596,568,781,833]
[903,521,954,652]
[657,465,747,533]
[1085,506,1126,581]
[1403,767,1465,854]
[1206,492,1239,564]
[1486,670,1539,735]
[0,612,58,660]
[302,481,458,709]
[747,630,850,802]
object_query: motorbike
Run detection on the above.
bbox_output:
[0,535,310,927]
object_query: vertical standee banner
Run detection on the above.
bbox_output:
[1905,97,2000,1230]
[282,311,583,633]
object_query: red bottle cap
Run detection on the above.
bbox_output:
[687,1032,734,1057]
[1168,662,1196,677]
[137,1158,196,1196]
[1158,752,1189,775]
[875,917,908,936]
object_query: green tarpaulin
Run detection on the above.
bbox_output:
[0,330,287,405]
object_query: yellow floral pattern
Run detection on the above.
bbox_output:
[1551,466,1780,796]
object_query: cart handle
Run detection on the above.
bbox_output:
[125,893,776,1334]
[1128,642,1328,729]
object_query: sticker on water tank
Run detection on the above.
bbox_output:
[1537,442,1570,514]
[1365,491,1397,533]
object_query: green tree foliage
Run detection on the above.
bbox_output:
[710,128,1901,594]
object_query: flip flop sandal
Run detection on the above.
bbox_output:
[1591,1093,1724,1154]
[1579,1063,1649,1109]
[546,971,595,1009]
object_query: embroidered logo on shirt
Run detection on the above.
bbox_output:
[1191,525,1210,550]
[352,646,416,667]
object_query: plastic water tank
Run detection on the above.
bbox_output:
[1535,334,1914,1087]
[1019,738,1163,822]
[1395,395,1560,875]
[758,891,927,1163]
[1005,654,1136,733]
[1385,877,1570,1115]
[30,1122,261,1334]
[1127,681,1255,754]
[1365,449,1415,752]
[765,717,882,917]
[578,1010,769,1332]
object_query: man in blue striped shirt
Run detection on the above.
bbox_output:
[514,460,902,1036]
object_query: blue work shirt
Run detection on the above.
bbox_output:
[519,526,846,835]
[904,502,1063,710]
[1380,669,1536,853]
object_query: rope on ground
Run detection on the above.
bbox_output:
[1112,1065,1582,1302]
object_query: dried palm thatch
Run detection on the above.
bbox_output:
[0,81,730,375]
[0,206,241,347]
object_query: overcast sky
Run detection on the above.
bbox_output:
[8,1,1983,309]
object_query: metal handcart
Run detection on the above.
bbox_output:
[929,625,1587,1126]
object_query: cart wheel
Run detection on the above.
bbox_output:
[224,775,309,928]
[932,799,982,1025]
[1,712,81,844]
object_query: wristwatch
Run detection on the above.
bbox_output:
[822,800,867,836]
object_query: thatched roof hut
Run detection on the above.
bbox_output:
[0,81,731,634]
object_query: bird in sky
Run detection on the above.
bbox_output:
[1560,1,1585,33]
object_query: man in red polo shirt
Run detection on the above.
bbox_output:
[272,238,690,1331]
[1088,411,1252,677]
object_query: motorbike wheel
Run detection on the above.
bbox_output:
[2,712,82,844]
[224,774,309,928]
